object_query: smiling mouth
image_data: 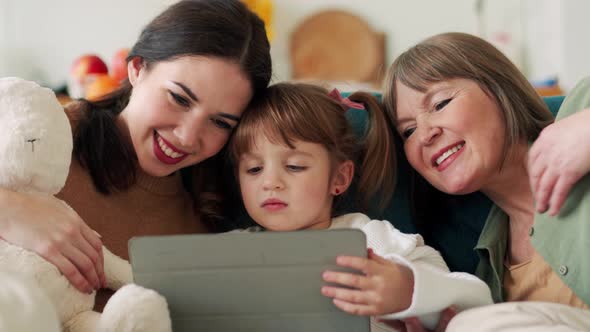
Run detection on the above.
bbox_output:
[431,142,465,169]
[156,133,187,158]
[153,132,189,165]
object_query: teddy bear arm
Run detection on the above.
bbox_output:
[102,247,133,290]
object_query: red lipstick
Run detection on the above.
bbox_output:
[153,132,189,165]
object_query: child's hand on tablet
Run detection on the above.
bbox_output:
[321,248,414,316]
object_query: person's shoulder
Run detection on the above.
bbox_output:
[572,76,590,91]
[557,76,590,120]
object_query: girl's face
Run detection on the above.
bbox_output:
[395,78,506,194]
[119,56,252,177]
[238,132,351,231]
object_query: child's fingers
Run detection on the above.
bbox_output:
[322,270,368,289]
[332,298,375,316]
[335,255,372,273]
[321,285,374,305]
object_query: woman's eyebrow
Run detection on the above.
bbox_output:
[172,81,198,102]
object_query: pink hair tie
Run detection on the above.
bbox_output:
[328,88,365,111]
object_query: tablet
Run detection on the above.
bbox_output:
[129,229,369,332]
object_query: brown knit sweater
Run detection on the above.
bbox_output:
[56,103,209,310]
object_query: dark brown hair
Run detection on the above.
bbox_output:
[229,82,396,212]
[72,0,272,223]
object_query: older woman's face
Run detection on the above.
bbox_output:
[395,78,506,194]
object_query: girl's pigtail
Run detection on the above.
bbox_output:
[348,92,397,211]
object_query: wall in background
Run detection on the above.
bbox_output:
[1,0,589,91]
[270,0,479,83]
[0,1,10,76]
[560,0,590,91]
[523,0,561,84]
[0,0,169,87]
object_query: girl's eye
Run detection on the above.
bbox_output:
[246,166,262,175]
[434,98,451,112]
[402,127,416,139]
[169,91,190,107]
[287,165,307,172]
[211,118,232,131]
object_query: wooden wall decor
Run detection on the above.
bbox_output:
[290,10,385,87]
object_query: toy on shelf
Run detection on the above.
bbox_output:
[67,48,129,101]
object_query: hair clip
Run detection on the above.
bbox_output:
[328,88,365,111]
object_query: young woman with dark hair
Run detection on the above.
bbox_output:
[0,0,272,310]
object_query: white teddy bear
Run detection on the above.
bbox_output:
[0,271,61,332]
[0,77,173,332]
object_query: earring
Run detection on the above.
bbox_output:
[334,189,340,195]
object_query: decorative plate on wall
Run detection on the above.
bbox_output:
[290,10,385,87]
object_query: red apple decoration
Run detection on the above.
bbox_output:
[68,54,109,98]
[71,54,108,79]
[111,48,130,83]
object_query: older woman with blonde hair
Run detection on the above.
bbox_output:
[383,32,590,331]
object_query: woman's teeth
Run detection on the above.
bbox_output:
[157,136,185,159]
[436,143,464,166]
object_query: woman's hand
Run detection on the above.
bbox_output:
[380,306,457,332]
[321,248,414,316]
[0,189,105,293]
[529,108,590,216]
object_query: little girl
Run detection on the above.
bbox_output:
[228,82,492,331]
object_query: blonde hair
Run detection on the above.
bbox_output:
[383,32,553,162]
[229,82,396,211]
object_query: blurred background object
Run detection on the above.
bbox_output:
[84,74,119,101]
[242,0,274,41]
[67,48,129,101]
[68,54,108,99]
[531,77,564,97]
[290,10,384,89]
[110,48,130,83]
